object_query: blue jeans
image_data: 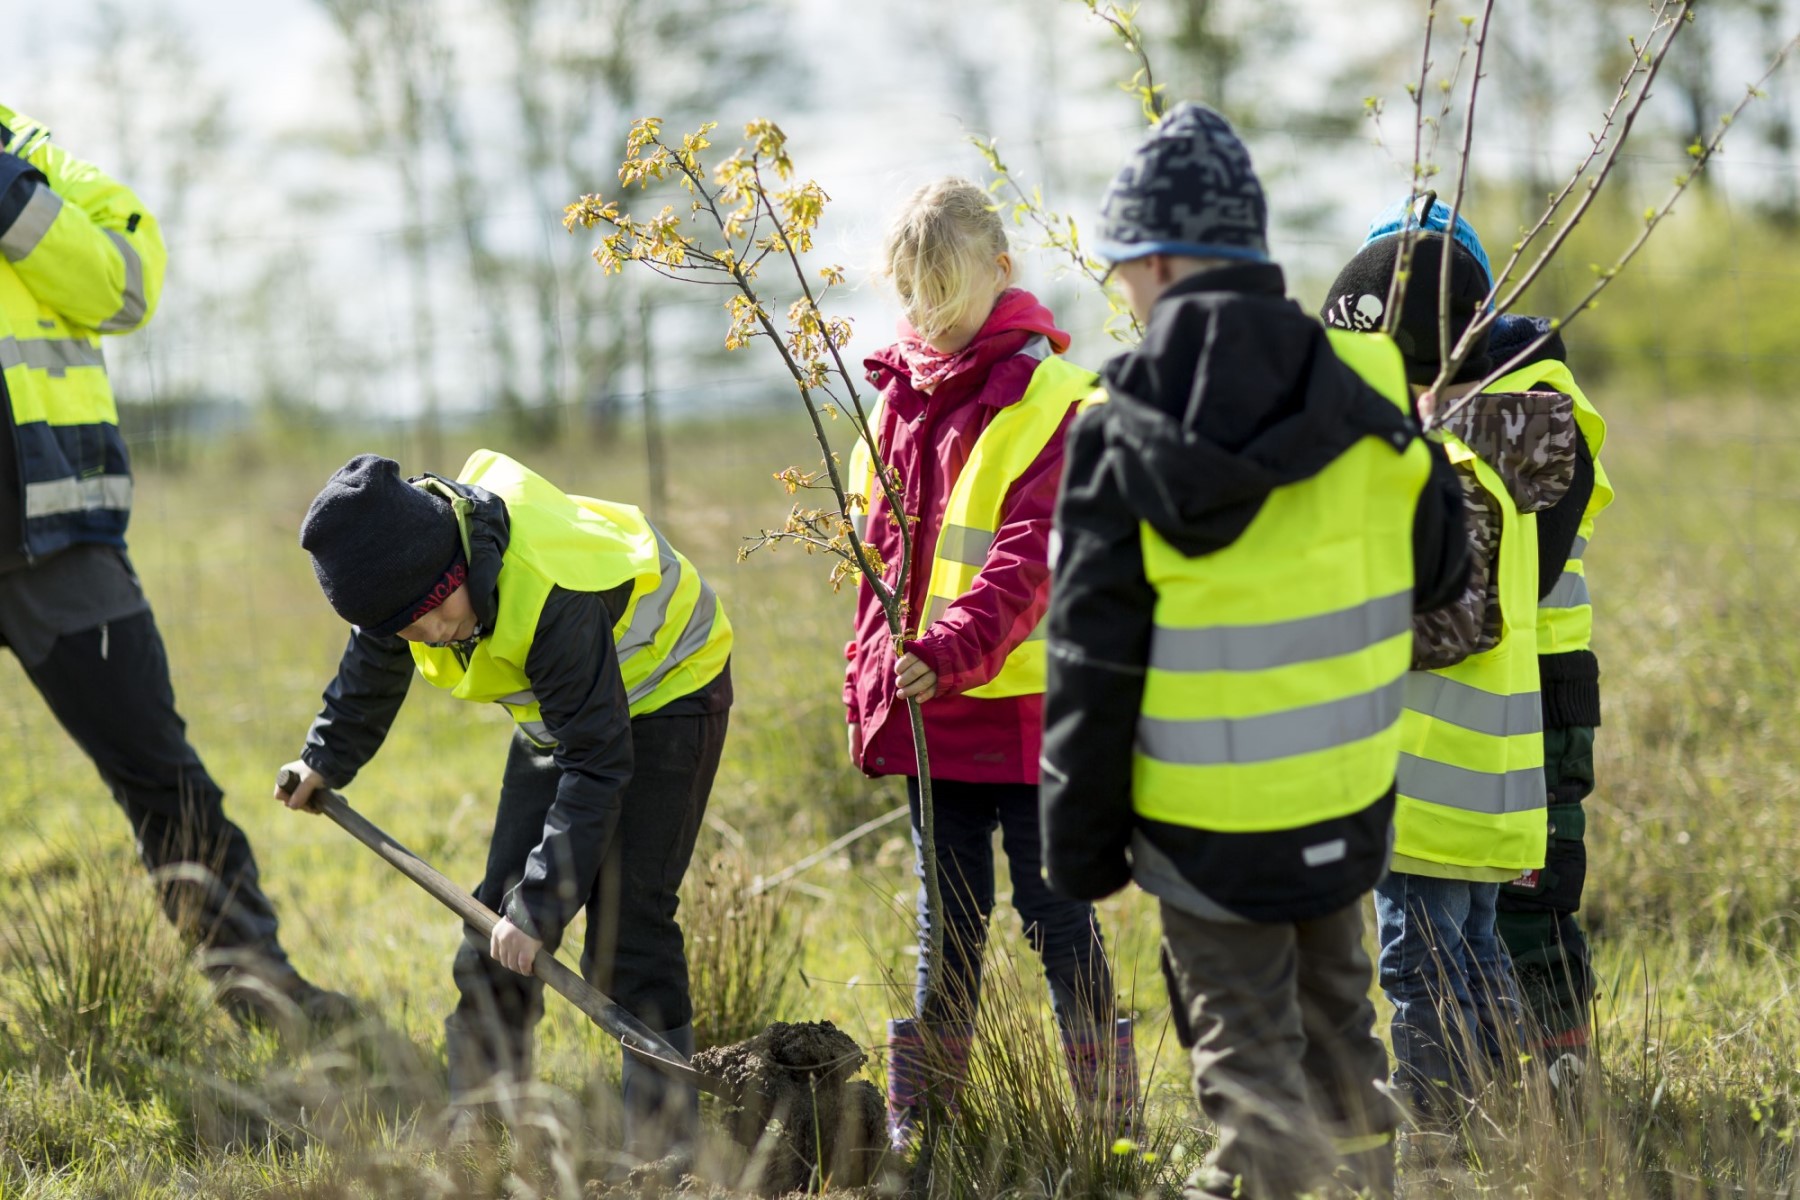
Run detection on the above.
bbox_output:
[906,777,1113,1034]
[1374,872,1521,1123]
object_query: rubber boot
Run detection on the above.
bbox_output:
[621,1023,699,1164]
[885,1018,974,1153]
[1062,1017,1140,1136]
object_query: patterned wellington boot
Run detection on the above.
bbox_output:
[885,1017,974,1152]
[1061,1017,1141,1136]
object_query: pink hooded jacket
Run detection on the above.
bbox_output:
[844,289,1075,785]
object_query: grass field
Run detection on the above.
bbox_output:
[2,386,1799,1198]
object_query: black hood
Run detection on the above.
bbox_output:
[1096,263,1418,557]
[421,474,511,632]
[1488,312,1568,373]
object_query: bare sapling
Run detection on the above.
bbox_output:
[973,0,1166,343]
[1373,0,1800,429]
[1362,0,1484,345]
[563,118,950,1018]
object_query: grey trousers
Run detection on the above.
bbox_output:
[1160,897,1398,1200]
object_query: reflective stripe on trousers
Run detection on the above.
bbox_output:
[1137,679,1404,766]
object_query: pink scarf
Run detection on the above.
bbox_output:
[893,289,1071,394]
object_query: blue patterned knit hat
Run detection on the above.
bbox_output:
[1096,102,1269,265]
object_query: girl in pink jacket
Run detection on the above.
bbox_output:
[846,178,1133,1147]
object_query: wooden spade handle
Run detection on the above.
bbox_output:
[276,768,726,1097]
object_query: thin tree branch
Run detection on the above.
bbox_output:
[1385,0,1440,334]
[1438,0,1495,369]
[1434,0,1692,389]
[1429,30,1799,431]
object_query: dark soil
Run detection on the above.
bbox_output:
[693,1020,888,1195]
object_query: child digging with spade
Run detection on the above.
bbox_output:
[275,449,732,1158]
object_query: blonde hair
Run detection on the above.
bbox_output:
[880,177,1011,342]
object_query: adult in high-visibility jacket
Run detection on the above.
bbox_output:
[1044,104,1470,1200]
[278,450,732,1151]
[0,104,350,1028]
[1324,218,1577,1138]
[849,177,1127,1148]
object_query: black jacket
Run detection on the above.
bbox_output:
[1490,314,1601,729]
[300,478,728,944]
[1039,264,1469,921]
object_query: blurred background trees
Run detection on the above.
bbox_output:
[11,0,1798,445]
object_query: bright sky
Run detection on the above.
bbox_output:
[11,0,1794,416]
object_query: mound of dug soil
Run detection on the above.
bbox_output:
[694,1020,887,1194]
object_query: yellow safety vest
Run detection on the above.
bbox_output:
[1394,438,1548,874]
[1488,361,1613,657]
[1131,330,1431,833]
[0,104,164,560]
[849,348,1097,699]
[409,450,733,744]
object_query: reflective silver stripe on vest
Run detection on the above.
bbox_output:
[97,229,149,332]
[616,529,682,666]
[1541,536,1591,609]
[0,183,62,262]
[1136,678,1403,766]
[1397,754,1545,814]
[626,577,720,706]
[1404,674,1542,737]
[497,689,555,746]
[23,473,132,518]
[1542,570,1591,610]
[937,523,993,568]
[1150,590,1411,674]
[0,335,105,375]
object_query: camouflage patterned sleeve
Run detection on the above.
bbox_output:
[1440,389,1577,515]
[1411,460,1501,670]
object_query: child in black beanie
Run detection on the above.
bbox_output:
[1322,223,1578,1159]
[276,449,733,1157]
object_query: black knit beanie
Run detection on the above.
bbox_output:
[1097,102,1269,264]
[300,454,465,635]
[1320,233,1493,386]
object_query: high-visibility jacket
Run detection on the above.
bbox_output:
[848,350,1097,699]
[1394,436,1548,874]
[0,104,164,561]
[409,450,733,744]
[1487,360,1613,657]
[1131,330,1431,833]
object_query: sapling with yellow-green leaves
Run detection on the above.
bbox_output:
[563,118,951,1029]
